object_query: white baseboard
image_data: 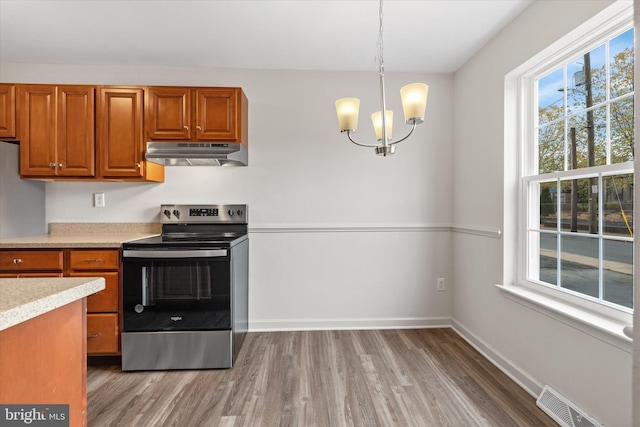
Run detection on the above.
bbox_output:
[451,318,543,398]
[249,316,451,332]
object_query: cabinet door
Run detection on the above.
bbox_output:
[19,85,57,176]
[147,87,191,140]
[71,271,119,312]
[87,314,119,354]
[97,87,144,178]
[196,88,241,141]
[0,84,17,139]
[57,86,95,177]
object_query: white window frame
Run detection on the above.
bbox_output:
[502,1,634,346]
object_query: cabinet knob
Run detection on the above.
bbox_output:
[57,163,63,168]
[135,163,141,168]
[183,126,189,130]
[196,126,202,131]
[12,258,22,264]
[48,162,56,168]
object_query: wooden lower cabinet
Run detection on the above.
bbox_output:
[86,314,119,354]
[0,247,122,356]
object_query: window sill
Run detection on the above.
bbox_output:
[495,284,632,353]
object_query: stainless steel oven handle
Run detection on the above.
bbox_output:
[123,249,228,258]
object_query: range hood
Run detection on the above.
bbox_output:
[145,142,248,166]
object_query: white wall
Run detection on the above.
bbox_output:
[452,1,632,426]
[0,63,454,331]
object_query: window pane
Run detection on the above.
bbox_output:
[538,121,564,173]
[560,235,599,298]
[538,67,564,126]
[610,96,634,163]
[603,239,633,308]
[567,106,606,168]
[567,44,606,114]
[560,177,599,234]
[610,28,634,99]
[537,232,557,285]
[539,181,557,228]
[603,174,634,237]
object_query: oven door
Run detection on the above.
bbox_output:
[122,248,230,332]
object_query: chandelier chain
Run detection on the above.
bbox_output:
[377,0,384,74]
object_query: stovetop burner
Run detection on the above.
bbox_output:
[123,204,248,249]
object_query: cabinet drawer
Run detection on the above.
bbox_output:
[87,314,119,354]
[71,271,118,312]
[0,251,63,271]
[70,249,119,270]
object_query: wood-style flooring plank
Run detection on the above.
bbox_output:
[87,328,556,427]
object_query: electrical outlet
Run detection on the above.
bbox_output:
[436,277,445,291]
[94,192,105,208]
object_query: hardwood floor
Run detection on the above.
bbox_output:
[87,328,556,426]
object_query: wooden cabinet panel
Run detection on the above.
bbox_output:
[0,299,87,427]
[97,87,144,178]
[70,249,119,270]
[73,271,118,312]
[196,88,241,141]
[147,87,191,140]
[0,84,17,139]
[0,250,63,271]
[57,85,95,176]
[18,84,95,177]
[19,85,57,176]
[147,86,247,146]
[87,313,119,354]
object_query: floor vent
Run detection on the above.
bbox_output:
[536,386,603,427]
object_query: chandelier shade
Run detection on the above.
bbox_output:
[400,83,429,124]
[371,110,393,141]
[335,98,360,132]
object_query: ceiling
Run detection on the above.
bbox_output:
[0,0,532,74]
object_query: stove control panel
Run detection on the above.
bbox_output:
[161,204,247,224]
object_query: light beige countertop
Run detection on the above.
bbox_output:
[0,277,105,331]
[0,222,161,248]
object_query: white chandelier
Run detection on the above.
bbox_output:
[334,0,429,156]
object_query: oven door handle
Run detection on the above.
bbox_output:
[123,249,228,258]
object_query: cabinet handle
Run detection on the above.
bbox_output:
[48,162,56,168]
[12,258,22,264]
[83,259,103,263]
[87,333,100,338]
[183,126,189,130]
[196,126,202,131]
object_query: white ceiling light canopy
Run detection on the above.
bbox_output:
[335,0,429,156]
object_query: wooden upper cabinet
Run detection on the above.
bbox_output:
[196,88,244,142]
[97,87,164,182]
[146,87,247,146]
[0,84,17,140]
[57,85,95,176]
[146,87,191,140]
[97,87,144,178]
[19,85,58,176]
[18,84,95,177]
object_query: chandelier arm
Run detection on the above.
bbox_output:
[345,131,381,148]
[389,122,417,146]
